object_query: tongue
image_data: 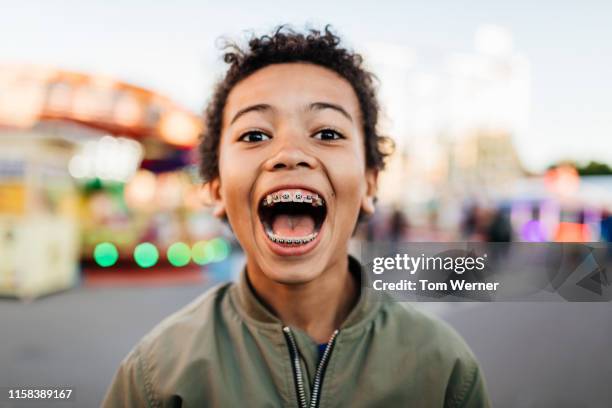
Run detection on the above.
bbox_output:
[272,214,315,237]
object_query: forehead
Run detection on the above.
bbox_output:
[223,62,361,123]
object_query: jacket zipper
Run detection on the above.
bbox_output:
[283,327,339,408]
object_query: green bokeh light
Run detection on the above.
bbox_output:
[191,238,230,265]
[192,241,213,265]
[167,242,191,267]
[93,242,119,267]
[134,242,159,268]
[209,237,230,262]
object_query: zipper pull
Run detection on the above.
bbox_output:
[283,326,341,408]
[283,326,308,408]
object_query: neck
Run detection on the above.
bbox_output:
[247,256,359,344]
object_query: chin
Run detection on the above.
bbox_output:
[261,256,326,285]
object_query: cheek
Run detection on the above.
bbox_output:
[218,147,255,221]
[329,153,367,212]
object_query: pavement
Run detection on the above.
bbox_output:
[415,302,612,408]
[1,278,610,407]
[0,283,211,408]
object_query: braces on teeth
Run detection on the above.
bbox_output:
[262,190,324,207]
[260,189,324,246]
[266,232,318,245]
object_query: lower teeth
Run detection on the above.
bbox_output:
[268,233,316,245]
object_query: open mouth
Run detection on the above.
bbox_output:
[258,188,327,247]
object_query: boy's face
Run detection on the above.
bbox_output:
[211,62,377,284]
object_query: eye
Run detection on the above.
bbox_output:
[239,131,271,142]
[313,128,344,141]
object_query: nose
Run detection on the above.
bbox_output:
[263,132,317,171]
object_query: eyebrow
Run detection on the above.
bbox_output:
[230,104,272,125]
[229,101,353,125]
[309,102,353,122]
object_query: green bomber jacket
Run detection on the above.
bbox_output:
[102,256,491,407]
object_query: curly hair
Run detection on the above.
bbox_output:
[199,25,393,183]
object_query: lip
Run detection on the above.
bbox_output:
[255,183,328,257]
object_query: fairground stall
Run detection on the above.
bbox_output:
[0,64,229,299]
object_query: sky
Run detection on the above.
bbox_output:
[1,0,611,172]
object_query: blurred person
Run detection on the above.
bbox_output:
[554,208,590,242]
[365,205,390,241]
[103,26,490,408]
[389,205,409,242]
[600,209,612,242]
[520,204,547,243]
[461,203,491,241]
[461,203,479,239]
[599,209,612,262]
[486,206,512,242]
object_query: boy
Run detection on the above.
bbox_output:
[103,26,490,407]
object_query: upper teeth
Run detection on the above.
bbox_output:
[262,189,324,207]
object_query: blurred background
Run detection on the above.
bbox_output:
[1,1,611,407]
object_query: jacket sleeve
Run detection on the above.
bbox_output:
[102,346,156,408]
[444,357,491,408]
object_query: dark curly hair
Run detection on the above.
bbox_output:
[199,25,393,183]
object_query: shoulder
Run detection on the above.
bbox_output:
[381,300,475,359]
[146,282,231,340]
[103,283,235,407]
[378,301,490,407]
[129,282,236,381]
[137,282,233,355]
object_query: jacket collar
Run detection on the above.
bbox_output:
[230,255,381,331]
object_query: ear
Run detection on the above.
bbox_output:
[360,169,378,215]
[205,178,226,218]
